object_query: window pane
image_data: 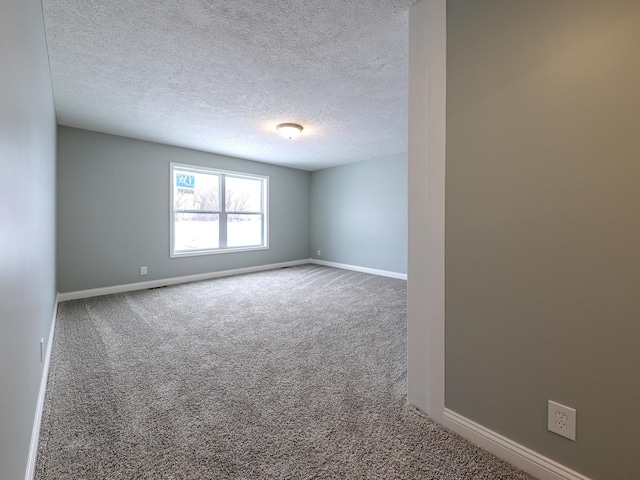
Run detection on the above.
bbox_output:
[174,170,219,211]
[227,214,262,247]
[225,176,262,212]
[174,213,219,251]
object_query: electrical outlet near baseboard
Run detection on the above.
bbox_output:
[317,250,321,256]
[40,338,44,363]
[140,266,148,275]
[548,400,576,441]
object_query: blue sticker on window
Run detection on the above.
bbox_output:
[176,174,195,188]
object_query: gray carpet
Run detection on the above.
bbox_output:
[36,265,536,479]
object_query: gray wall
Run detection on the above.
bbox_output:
[446,1,640,478]
[57,127,310,293]
[0,0,57,478]
[310,154,407,274]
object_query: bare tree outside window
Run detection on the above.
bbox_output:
[225,189,250,213]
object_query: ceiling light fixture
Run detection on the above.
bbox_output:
[276,123,303,140]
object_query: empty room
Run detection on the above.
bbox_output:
[2,1,639,479]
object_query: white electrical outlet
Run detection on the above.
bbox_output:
[548,400,576,441]
[317,250,321,256]
[140,266,148,275]
[40,338,44,363]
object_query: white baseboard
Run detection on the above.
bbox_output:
[25,294,59,480]
[58,259,311,301]
[309,259,407,280]
[443,409,590,480]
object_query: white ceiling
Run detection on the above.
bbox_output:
[42,0,415,171]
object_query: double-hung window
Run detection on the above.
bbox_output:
[170,163,268,257]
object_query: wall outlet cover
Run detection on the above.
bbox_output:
[548,400,576,441]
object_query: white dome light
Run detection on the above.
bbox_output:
[276,123,303,140]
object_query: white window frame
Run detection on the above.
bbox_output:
[170,162,269,258]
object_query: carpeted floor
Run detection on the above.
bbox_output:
[36,265,536,479]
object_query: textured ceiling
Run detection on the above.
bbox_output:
[42,0,415,171]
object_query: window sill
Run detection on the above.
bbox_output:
[170,245,269,258]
